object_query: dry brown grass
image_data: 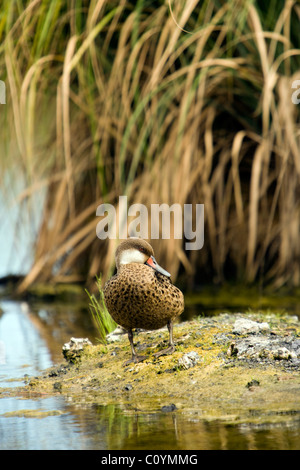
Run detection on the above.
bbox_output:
[0,1,299,292]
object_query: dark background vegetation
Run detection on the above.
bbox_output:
[0,0,299,293]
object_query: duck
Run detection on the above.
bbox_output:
[103,238,184,365]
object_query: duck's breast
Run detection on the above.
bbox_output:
[103,264,184,330]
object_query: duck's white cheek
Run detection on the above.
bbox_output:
[119,249,148,265]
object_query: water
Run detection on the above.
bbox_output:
[1,395,300,450]
[0,301,52,387]
[1,298,300,450]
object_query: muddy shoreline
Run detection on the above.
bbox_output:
[3,312,300,425]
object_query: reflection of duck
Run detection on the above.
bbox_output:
[104,238,184,364]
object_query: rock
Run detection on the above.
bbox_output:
[177,351,200,370]
[246,379,260,389]
[161,404,177,412]
[62,337,92,362]
[273,347,297,360]
[53,382,62,391]
[233,318,270,335]
[228,335,300,362]
[227,342,238,357]
[48,365,69,377]
[106,326,127,342]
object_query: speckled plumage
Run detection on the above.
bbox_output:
[103,239,184,363]
[104,263,183,330]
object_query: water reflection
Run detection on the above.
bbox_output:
[0,298,98,384]
[23,299,98,364]
[1,397,300,450]
[85,404,300,450]
[1,299,300,450]
[0,301,52,387]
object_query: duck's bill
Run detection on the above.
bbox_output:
[145,256,171,277]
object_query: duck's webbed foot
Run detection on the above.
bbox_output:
[123,354,147,367]
[153,344,175,358]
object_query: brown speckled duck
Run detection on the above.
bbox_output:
[103,238,184,365]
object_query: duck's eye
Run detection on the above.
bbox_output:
[139,247,146,253]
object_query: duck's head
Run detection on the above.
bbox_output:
[115,238,171,277]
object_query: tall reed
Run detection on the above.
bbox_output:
[0,0,299,292]
[85,276,117,342]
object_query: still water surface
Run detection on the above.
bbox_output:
[0,298,300,450]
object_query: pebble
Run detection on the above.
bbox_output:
[62,337,92,362]
[246,379,260,389]
[161,404,177,412]
[62,337,92,353]
[177,351,200,370]
[273,347,297,360]
[53,382,62,391]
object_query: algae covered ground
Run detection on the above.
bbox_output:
[7,312,300,427]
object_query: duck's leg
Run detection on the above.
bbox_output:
[123,329,147,366]
[154,320,176,357]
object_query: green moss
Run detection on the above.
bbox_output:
[4,312,300,426]
[2,409,65,418]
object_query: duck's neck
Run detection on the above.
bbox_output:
[117,249,147,268]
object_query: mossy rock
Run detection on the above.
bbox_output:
[7,312,299,425]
